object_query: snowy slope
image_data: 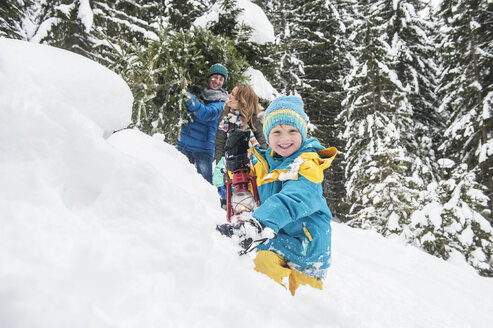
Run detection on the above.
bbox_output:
[1,38,492,328]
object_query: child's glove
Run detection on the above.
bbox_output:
[216,213,276,255]
[240,217,277,241]
[237,218,276,255]
[217,186,227,200]
[212,157,226,187]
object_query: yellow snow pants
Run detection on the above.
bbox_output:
[253,250,323,296]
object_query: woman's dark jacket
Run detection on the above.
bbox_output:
[214,114,268,163]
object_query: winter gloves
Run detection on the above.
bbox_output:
[217,186,227,199]
[186,92,200,111]
[216,213,276,255]
[217,186,227,210]
[236,218,276,254]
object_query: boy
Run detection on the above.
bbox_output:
[234,95,337,296]
[177,64,229,183]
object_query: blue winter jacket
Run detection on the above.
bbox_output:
[177,90,226,156]
[251,138,337,279]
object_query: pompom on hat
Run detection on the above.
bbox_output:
[207,63,228,81]
[263,95,308,142]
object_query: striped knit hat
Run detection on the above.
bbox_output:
[207,63,228,81]
[263,95,308,142]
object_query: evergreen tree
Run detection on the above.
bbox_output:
[3,0,169,66]
[253,0,350,220]
[391,0,441,180]
[291,0,348,119]
[437,0,493,224]
[39,0,92,58]
[205,0,280,96]
[252,0,304,95]
[17,1,205,65]
[90,0,164,65]
[411,159,493,276]
[18,0,64,42]
[339,0,434,235]
[0,0,33,39]
[164,0,211,30]
[109,27,248,142]
[292,0,351,221]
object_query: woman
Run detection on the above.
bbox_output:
[214,83,267,163]
[213,84,267,208]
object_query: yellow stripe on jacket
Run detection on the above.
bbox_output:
[251,146,337,186]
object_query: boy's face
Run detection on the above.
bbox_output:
[268,124,302,157]
[208,74,225,90]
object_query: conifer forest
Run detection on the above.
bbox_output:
[1,0,492,276]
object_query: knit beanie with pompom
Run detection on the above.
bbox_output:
[263,95,308,142]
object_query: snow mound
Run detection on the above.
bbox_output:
[0,38,132,136]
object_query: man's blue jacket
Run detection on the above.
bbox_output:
[177,90,226,156]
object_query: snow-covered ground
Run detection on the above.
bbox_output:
[1,38,492,328]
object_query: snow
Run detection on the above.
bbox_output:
[0,38,132,137]
[193,0,275,45]
[1,38,493,328]
[387,212,400,231]
[438,158,455,168]
[483,91,492,119]
[278,157,304,181]
[78,0,94,33]
[244,66,279,101]
[28,17,60,43]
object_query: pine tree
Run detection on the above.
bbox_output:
[164,0,211,30]
[17,0,63,42]
[90,0,164,65]
[292,0,352,221]
[109,27,248,142]
[340,0,435,235]
[392,0,441,179]
[252,0,350,220]
[0,0,33,39]
[205,0,280,97]
[39,0,92,58]
[18,1,207,66]
[252,0,304,95]
[16,1,169,65]
[437,0,493,224]
[290,0,348,116]
[411,159,493,276]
